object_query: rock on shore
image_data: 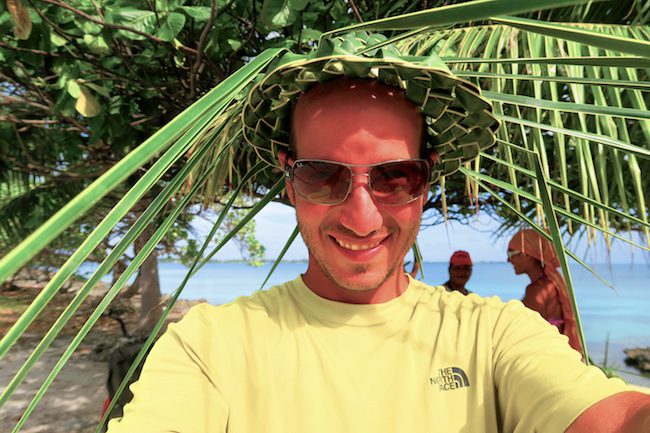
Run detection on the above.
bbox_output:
[624,347,650,373]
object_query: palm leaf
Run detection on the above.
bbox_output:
[324,0,603,34]
[258,225,300,291]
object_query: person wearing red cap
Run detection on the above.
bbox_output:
[442,250,473,295]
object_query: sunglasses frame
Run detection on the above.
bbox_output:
[507,250,522,259]
[285,158,432,206]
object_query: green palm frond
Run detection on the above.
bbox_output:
[1,0,649,431]
[398,23,649,243]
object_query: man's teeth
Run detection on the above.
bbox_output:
[335,238,382,251]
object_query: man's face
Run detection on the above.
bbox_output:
[449,265,472,288]
[280,79,432,303]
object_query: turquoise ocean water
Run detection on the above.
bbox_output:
[157,261,650,386]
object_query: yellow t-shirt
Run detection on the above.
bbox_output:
[108,276,628,433]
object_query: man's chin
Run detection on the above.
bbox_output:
[326,266,394,293]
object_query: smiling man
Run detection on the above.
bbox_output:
[107,34,650,433]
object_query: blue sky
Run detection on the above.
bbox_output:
[216,201,649,264]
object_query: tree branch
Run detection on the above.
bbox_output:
[0,41,59,57]
[188,0,217,100]
[0,115,59,125]
[0,95,51,111]
[348,0,364,22]
[12,123,36,166]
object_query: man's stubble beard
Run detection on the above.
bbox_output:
[297,217,422,293]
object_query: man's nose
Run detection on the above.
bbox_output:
[338,175,383,237]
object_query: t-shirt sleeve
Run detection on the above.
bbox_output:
[107,304,228,433]
[491,300,629,433]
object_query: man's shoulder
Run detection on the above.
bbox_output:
[410,278,526,316]
[176,277,300,328]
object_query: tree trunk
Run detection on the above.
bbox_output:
[133,224,163,334]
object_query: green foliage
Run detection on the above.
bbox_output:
[0,0,645,260]
[161,203,267,268]
[406,23,650,240]
[0,0,303,260]
[261,0,311,30]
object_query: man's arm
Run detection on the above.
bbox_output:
[566,391,650,433]
[106,305,228,432]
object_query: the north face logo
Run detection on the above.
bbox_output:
[429,367,470,391]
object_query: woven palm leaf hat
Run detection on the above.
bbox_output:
[242,31,500,183]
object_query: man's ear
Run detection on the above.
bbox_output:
[277,149,289,170]
[427,150,440,165]
[277,150,296,205]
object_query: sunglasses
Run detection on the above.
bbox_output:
[285,158,432,206]
[507,250,522,259]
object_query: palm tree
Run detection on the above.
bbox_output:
[1,0,649,431]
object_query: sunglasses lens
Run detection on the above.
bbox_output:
[370,161,430,205]
[292,161,350,204]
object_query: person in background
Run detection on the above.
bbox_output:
[507,228,582,353]
[442,250,472,295]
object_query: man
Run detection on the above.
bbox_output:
[108,34,650,433]
[442,250,473,295]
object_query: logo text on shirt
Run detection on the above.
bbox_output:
[429,367,470,391]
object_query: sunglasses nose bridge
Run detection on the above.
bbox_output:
[343,171,373,202]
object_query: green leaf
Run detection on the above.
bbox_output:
[485,91,650,121]
[156,0,185,12]
[97,163,275,432]
[66,80,80,98]
[530,151,588,360]
[227,38,242,51]
[83,82,110,98]
[300,28,322,42]
[454,70,650,91]
[50,32,67,47]
[259,225,299,290]
[261,0,310,30]
[325,0,601,35]
[156,12,186,42]
[83,34,111,55]
[114,8,157,40]
[180,6,212,22]
[499,115,650,160]
[79,20,103,35]
[491,16,650,58]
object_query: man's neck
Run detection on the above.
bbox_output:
[448,281,463,290]
[445,281,469,295]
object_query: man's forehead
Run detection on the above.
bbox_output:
[293,78,417,115]
[290,78,423,159]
